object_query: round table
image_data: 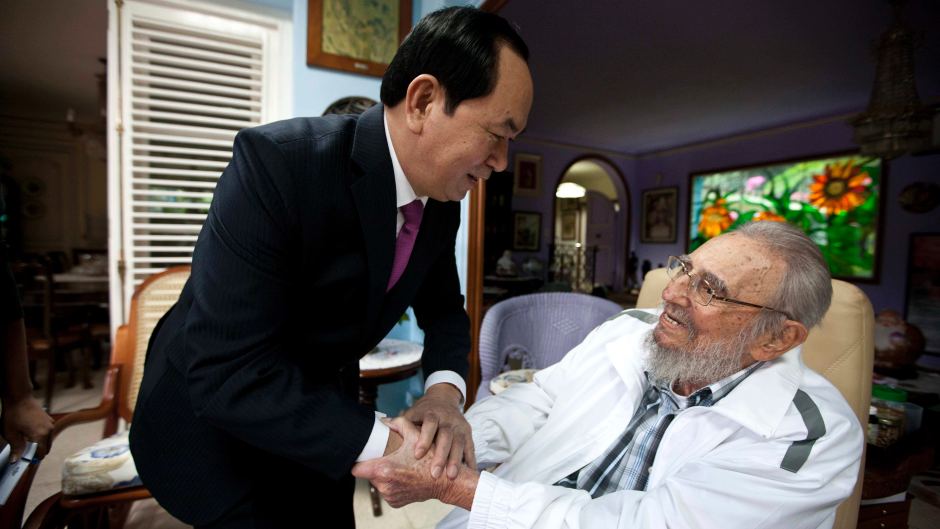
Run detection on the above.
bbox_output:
[358,338,423,409]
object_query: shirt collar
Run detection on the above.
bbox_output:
[384,109,428,209]
[648,361,765,410]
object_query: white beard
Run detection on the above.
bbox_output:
[645,307,753,390]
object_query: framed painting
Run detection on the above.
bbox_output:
[560,210,577,240]
[512,211,541,251]
[513,153,542,197]
[307,0,412,77]
[640,187,678,243]
[688,153,883,281]
[905,233,940,354]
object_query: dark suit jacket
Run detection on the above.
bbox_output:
[129,105,470,525]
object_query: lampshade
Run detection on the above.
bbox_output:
[850,1,934,159]
[556,182,586,198]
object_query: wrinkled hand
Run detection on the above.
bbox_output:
[1,394,53,461]
[352,417,478,509]
[402,383,475,479]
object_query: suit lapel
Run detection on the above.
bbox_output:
[350,104,396,327]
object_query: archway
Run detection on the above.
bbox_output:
[549,156,631,296]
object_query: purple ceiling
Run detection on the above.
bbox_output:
[500,0,940,155]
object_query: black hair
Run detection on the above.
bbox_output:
[380,6,528,114]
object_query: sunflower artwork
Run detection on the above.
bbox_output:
[689,155,882,280]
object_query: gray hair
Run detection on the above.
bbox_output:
[733,221,832,339]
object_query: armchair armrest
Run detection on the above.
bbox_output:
[50,364,120,441]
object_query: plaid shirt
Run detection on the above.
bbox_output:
[556,361,764,497]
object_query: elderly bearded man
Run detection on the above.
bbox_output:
[354,221,863,529]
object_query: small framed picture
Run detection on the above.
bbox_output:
[512,211,541,251]
[640,187,678,243]
[560,210,577,240]
[513,153,542,197]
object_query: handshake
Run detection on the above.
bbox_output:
[352,385,481,510]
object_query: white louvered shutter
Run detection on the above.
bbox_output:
[108,0,290,326]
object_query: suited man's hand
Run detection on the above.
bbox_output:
[402,383,475,480]
[352,417,478,509]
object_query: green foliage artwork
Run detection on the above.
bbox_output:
[688,154,882,280]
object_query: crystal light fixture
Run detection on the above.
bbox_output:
[850,0,934,159]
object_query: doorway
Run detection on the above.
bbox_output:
[550,157,630,296]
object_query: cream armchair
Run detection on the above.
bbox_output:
[637,268,873,529]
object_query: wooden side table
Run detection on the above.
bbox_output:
[861,431,937,529]
[858,495,912,529]
[358,339,424,517]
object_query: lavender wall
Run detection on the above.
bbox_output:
[506,142,634,285]
[512,117,940,312]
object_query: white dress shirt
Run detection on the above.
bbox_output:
[355,111,468,462]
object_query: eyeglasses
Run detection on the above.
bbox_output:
[665,256,792,320]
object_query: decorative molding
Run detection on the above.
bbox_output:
[515,106,938,160]
[514,135,636,160]
[639,113,858,159]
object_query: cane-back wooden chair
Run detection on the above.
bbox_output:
[24,266,190,529]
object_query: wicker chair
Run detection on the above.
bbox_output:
[24,266,190,529]
[476,292,623,400]
[637,268,873,529]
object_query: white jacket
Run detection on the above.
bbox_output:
[438,309,863,529]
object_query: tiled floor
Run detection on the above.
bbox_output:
[23,368,453,529]
[23,367,940,529]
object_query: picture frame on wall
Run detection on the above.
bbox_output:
[640,187,678,243]
[688,153,883,282]
[905,233,940,354]
[513,153,542,197]
[560,210,577,240]
[512,211,541,251]
[307,0,412,77]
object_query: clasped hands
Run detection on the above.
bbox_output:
[352,385,479,509]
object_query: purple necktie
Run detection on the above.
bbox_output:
[387,199,424,291]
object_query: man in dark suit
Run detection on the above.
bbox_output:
[129,6,533,528]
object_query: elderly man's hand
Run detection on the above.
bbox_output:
[1,394,53,461]
[402,383,475,479]
[352,417,478,509]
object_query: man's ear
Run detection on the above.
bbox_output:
[751,320,809,362]
[403,74,440,134]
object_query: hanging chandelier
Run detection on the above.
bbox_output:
[850,0,934,159]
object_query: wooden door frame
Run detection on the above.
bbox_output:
[465,182,485,407]
[464,0,508,407]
